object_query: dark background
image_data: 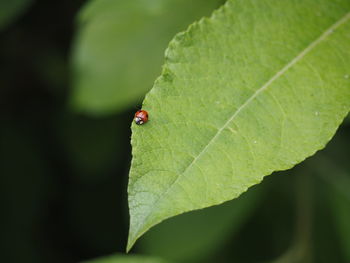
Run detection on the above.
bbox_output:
[1,1,129,262]
[1,1,350,263]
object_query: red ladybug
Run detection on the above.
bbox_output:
[134,110,149,125]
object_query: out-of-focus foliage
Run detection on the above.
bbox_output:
[70,0,224,115]
[310,127,350,261]
[0,124,53,263]
[81,254,166,263]
[0,0,32,30]
[329,180,350,261]
[55,112,126,182]
[139,184,262,263]
[345,113,350,123]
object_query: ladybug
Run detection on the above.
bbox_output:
[134,110,149,125]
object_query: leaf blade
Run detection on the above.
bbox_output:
[128,0,350,250]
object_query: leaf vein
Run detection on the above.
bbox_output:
[133,11,350,237]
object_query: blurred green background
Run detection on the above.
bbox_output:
[1,0,350,262]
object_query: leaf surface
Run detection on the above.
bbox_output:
[70,0,223,115]
[128,0,350,250]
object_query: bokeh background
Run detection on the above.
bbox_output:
[1,0,350,262]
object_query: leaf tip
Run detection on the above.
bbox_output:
[125,240,133,253]
[126,221,143,253]
[126,228,146,253]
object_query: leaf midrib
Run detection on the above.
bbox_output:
[130,10,350,245]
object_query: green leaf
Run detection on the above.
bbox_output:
[81,254,166,263]
[70,0,223,115]
[0,0,32,30]
[139,184,262,262]
[127,0,350,250]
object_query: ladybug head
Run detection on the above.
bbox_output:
[134,117,144,125]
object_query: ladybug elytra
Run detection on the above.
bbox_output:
[134,110,149,125]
